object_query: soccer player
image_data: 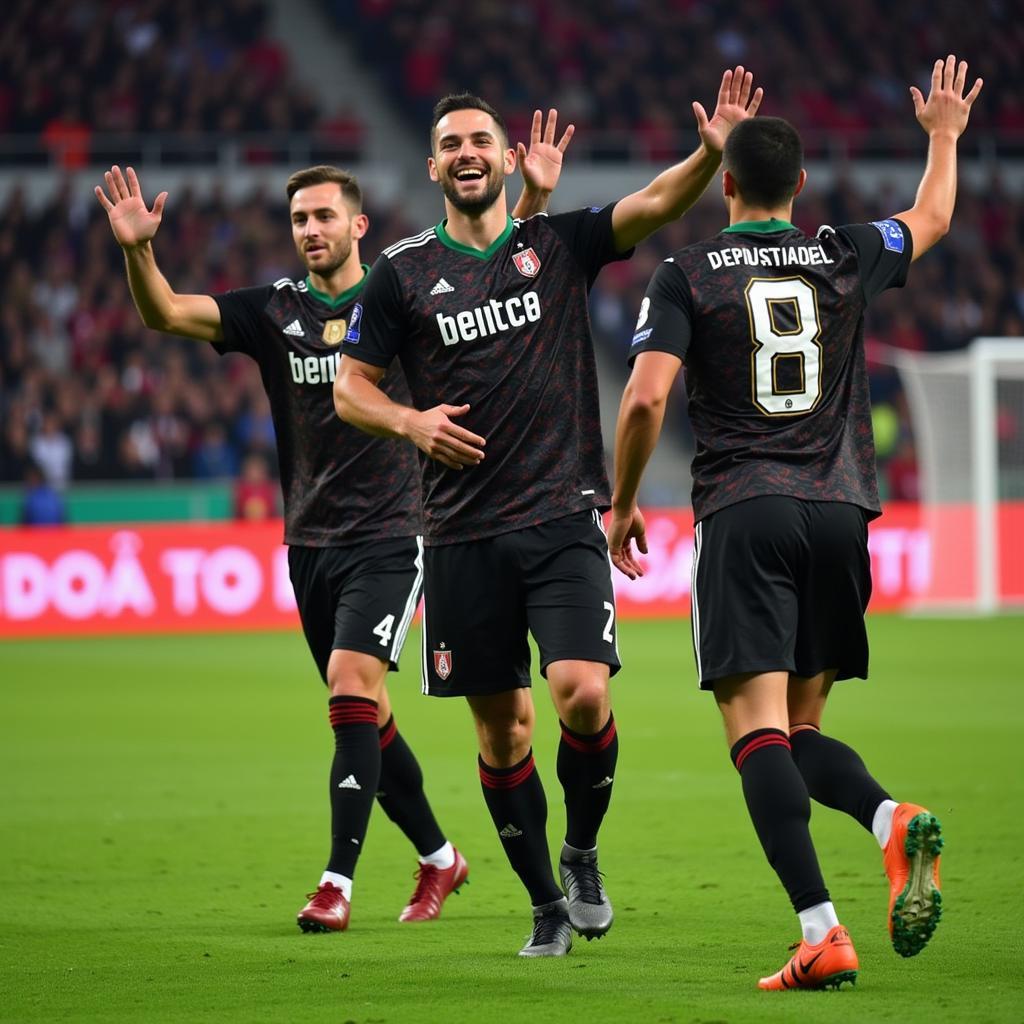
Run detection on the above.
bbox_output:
[333,68,762,957]
[93,113,567,933]
[609,56,982,989]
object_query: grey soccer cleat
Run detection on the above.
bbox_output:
[518,898,573,958]
[559,844,613,940]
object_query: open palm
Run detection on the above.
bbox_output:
[694,66,763,156]
[95,165,167,247]
[517,108,575,195]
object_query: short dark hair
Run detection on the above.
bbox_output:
[430,93,508,150]
[723,118,804,209]
[285,165,362,209]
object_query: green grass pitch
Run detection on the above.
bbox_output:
[2,616,1022,1023]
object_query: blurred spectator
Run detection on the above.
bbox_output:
[20,461,67,525]
[234,451,278,521]
[29,411,73,489]
[192,422,238,479]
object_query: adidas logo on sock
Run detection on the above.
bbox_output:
[283,319,305,337]
[430,277,455,295]
[499,823,523,838]
[592,776,614,789]
[337,774,361,790]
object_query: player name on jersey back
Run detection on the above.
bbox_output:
[705,243,835,270]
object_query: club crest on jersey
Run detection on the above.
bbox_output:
[433,646,453,680]
[512,247,541,278]
[322,319,347,345]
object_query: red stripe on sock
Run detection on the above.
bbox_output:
[378,719,398,750]
[479,756,536,790]
[789,723,820,737]
[560,718,617,753]
[735,733,791,772]
[329,704,380,728]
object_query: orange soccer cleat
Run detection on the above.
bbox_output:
[398,847,470,922]
[758,925,859,991]
[297,882,350,933]
[883,802,943,957]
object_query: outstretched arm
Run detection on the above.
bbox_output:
[334,356,487,471]
[510,109,575,219]
[95,165,222,341]
[608,351,683,579]
[611,66,763,252]
[894,55,983,262]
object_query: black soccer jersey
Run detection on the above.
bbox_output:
[343,206,631,546]
[213,271,420,547]
[628,218,913,522]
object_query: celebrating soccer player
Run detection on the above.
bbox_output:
[334,69,762,956]
[609,56,982,989]
[94,114,566,934]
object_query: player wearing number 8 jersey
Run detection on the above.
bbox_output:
[610,56,982,989]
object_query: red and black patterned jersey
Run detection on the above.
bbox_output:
[629,218,913,522]
[342,205,631,546]
[213,271,420,547]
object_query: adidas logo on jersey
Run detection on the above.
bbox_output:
[430,277,455,295]
[337,774,362,790]
[283,319,305,337]
[436,290,542,347]
[499,823,523,838]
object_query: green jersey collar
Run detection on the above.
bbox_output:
[304,265,369,308]
[435,216,514,260]
[722,218,796,234]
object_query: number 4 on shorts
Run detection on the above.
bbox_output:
[373,614,395,647]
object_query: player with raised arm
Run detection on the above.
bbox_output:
[333,69,762,957]
[609,56,981,989]
[94,113,567,934]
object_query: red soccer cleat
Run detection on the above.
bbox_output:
[398,847,469,922]
[884,802,943,957]
[297,882,350,933]
[758,925,859,991]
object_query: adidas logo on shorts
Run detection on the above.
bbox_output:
[337,774,362,790]
[499,823,523,838]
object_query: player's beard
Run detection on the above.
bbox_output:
[303,236,352,277]
[440,168,504,214]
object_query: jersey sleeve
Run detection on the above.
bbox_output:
[340,254,406,368]
[626,258,694,367]
[211,285,273,357]
[545,204,634,287]
[833,219,914,303]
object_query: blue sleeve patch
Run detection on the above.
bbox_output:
[871,219,905,253]
[631,328,653,346]
[345,303,362,342]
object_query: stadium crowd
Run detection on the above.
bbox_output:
[328,0,1021,158]
[2,174,1021,502]
[0,0,363,167]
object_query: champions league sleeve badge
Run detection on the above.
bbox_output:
[322,319,347,345]
[512,247,542,278]
[870,219,905,253]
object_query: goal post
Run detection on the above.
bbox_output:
[891,337,1024,613]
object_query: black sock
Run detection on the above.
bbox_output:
[790,724,892,833]
[731,728,829,913]
[326,696,381,878]
[556,714,618,850]
[376,715,446,857]
[479,751,562,906]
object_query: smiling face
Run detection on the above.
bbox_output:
[428,108,515,214]
[289,182,367,276]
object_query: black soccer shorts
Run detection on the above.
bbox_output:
[288,537,423,683]
[420,509,622,697]
[689,496,872,689]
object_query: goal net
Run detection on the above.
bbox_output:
[891,337,1024,612]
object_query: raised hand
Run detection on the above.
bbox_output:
[517,109,575,196]
[94,165,168,248]
[911,55,983,140]
[693,66,763,156]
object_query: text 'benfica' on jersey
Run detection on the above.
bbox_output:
[629,218,913,522]
[342,205,631,546]
[213,272,420,547]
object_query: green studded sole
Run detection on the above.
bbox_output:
[892,811,944,958]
